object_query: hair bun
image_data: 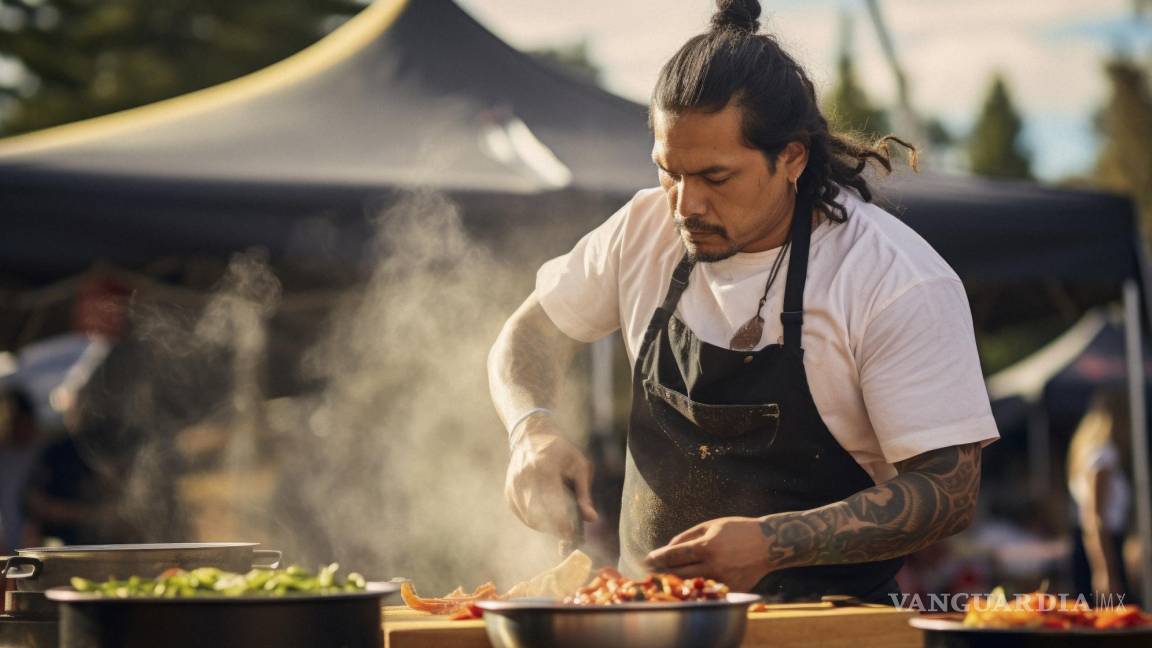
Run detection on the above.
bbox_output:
[710,0,761,34]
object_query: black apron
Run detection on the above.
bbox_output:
[620,193,903,603]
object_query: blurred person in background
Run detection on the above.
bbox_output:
[22,436,108,547]
[1067,388,1134,599]
[23,350,161,547]
[20,274,143,547]
[22,382,140,547]
[0,388,40,553]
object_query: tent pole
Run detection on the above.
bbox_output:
[1123,280,1152,601]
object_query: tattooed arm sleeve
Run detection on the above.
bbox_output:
[488,292,583,434]
[759,442,982,568]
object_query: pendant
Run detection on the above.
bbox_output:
[729,315,764,351]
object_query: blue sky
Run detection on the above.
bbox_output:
[458,0,1152,181]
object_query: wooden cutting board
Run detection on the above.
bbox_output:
[383,604,924,648]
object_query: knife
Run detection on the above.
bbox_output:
[558,484,585,557]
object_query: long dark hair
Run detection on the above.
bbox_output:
[651,0,915,223]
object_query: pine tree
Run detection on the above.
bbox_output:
[0,0,364,136]
[822,13,889,140]
[1094,59,1152,240]
[967,74,1032,179]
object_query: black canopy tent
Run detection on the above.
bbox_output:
[877,172,1139,283]
[0,0,653,287]
[871,172,1143,336]
[0,0,1149,593]
[0,0,1142,296]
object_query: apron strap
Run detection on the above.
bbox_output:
[781,190,814,353]
[648,251,695,334]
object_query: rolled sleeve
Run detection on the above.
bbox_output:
[534,199,630,342]
[858,278,1000,464]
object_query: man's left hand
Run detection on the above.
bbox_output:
[644,516,772,592]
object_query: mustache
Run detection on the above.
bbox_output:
[674,216,727,238]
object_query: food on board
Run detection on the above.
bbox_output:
[400,581,500,616]
[503,548,593,599]
[400,550,592,617]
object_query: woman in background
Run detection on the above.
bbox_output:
[1067,388,1133,598]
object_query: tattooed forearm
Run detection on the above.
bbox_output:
[487,293,582,433]
[759,443,981,569]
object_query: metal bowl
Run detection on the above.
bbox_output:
[476,593,761,648]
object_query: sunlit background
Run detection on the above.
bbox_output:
[0,0,1150,617]
[461,0,1152,181]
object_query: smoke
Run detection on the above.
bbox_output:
[36,45,616,583]
[71,252,282,542]
[281,190,582,590]
[77,190,589,592]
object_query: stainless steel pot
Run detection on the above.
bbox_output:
[0,558,55,648]
[1,543,281,648]
[476,593,761,648]
[2,542,281,591]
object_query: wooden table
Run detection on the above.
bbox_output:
[384,604,925,648]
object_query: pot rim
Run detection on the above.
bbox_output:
[19,543,260,556]
[476,592,761,613]
[44,582,398,605]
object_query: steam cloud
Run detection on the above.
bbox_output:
[285,190,584,591]
[88,190,589,593]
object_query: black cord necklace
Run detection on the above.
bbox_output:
[728,235,791,351]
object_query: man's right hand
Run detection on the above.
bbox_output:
[505,416,599,542]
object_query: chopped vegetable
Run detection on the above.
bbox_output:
[69,564,367,598]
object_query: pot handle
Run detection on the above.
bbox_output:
[252,549,282,569]
[0,556,42,581]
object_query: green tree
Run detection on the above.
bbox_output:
[967,74,1032,179]
[528,39,601,85]
[823,55,890,139]
[822,14,889,140]
[1094,59,1152,241]
[0,0,364,136]
[922,117,953,149]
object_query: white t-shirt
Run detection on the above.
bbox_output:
[1069,442,1131,533]
[536,186,999,483]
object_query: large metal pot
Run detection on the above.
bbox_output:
[2,542,281,592]
[476,593,761,648]
[1,557,54,647]
[46,582,398,648]
[910,615,1152,647]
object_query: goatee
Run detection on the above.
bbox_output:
[682,237,742,263]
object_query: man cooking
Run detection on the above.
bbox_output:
[488,0,998,603]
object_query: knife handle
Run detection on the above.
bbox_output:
[559,484,585,556]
